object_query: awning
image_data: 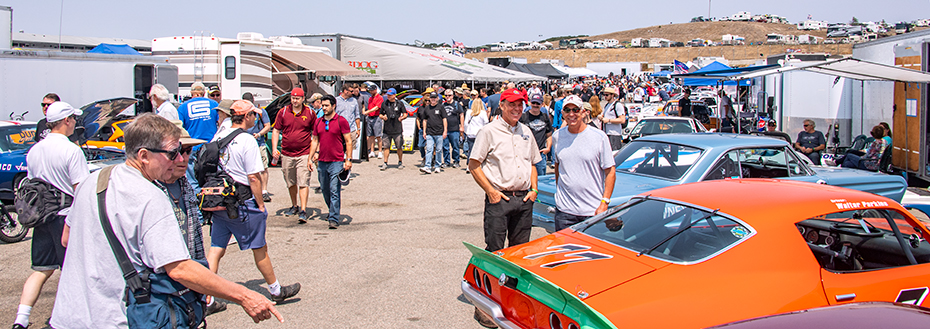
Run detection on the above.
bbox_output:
[722,57,930,82]
[272,49,361,76]
[506,63,568,79]
[672,62,778,86]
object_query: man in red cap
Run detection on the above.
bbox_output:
[467,88,541,327]
[271,88,316,223]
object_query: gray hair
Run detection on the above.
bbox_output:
[124,113,181,160]
[149,84,170,101]
[803,119,815,128]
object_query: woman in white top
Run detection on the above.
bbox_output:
[464,90,490,162]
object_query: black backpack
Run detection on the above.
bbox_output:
[193,129,249,220]
[193,129,246,187]
[14,177,73,228]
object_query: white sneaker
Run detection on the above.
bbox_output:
[433,167,442,173]
[377,152,383,159]
[368,152,375,158]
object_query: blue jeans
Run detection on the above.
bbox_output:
[423,135,443,169]
[418,134,426,159]
[442,131,461,165]
[465,137,476,159]
[185,152,200,195]
[317,161,343,222]
[535,152,547,176]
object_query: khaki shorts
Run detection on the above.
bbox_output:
[382,134,403,150]
[258,144,269,169]
[281,155,312,187]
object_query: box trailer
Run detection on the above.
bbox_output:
[0,49,177,122]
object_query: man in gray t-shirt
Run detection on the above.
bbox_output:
[552,95,616,232]
[599,87,627,150]
[51,114,281,328]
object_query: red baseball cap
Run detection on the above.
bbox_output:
[500,88,528,104]
[291,88,305,97]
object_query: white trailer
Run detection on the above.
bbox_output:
[0,49,177,122]
[152,32,340,106]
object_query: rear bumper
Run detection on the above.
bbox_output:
[461,280,521,329]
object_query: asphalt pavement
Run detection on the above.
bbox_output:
[0,155,547,328]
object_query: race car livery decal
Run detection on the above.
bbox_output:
[523,244,591,260]
[895,287,929,305]
[829,198,889,210]
[540,251,613,269]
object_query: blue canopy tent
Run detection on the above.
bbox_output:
[674,62,779,86]
[651,70,672,77]
[87,44,143,56]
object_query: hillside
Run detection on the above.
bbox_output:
[589,21,828,44]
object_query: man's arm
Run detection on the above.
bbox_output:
[468,159,508,204]
[271,129,281,158]
[523,166,538,202]
[596,167,617,215]
[459,113,465,133]
[165,260,283,323]
[542,134,553,154]
[307,134,319,164]
[255,122,271,138]
[248,173,265,212]
[343,132,353,171]
[442,119,448,139]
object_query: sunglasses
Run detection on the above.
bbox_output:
[41,103,53,108]
[146,143,184,161]
[564,107,583,113]
[803,124,811,127]
[324,119,331,131]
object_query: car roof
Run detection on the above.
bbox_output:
[645,179,907,230]
[635,132,789,149]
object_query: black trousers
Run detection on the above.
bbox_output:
[483,191,533,252]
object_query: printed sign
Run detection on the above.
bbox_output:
[347,61,378,74]
[906,99,917,117]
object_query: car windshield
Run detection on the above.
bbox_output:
[0,124,37,152]
[631,119,695,135]
[615,141,703,180]
[581,198,753,263]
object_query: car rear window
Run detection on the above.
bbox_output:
[0,124,37,152]
[581,198,753,263]
[615,141,703,180]
[631,120,695,135]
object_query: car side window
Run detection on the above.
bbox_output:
[735,148,791,179]
[797,209,930,272]
[704,150,741,181]
[785,147,810,176]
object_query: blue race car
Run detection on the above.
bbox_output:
[534,133,907,232]
[0,121,37,200]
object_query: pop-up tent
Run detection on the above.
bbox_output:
[339,37,543,82]
[506,63,569,79]
[555,66,599,78]
[678,61,753,86]
[87,44,142,56]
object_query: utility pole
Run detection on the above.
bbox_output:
[708,0,711,20]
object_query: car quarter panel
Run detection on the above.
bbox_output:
[810,167,907,202]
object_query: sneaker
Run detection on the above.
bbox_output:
[440,163,448,169]
[433,167,442,174]
[368,151,375,158]
[377,151,383,158]
[397,162,405,169]
[262,192,271,203]
[452,163,460,168]
[297,211,308,224]
[474,307,498,328]
[205,299,228,317]
[12,324,27,329]
[284,206,299,216]
[420,167,431,174]
[314,187,322,194]
[379,163,388,171]
[329,220,339,229]
[271,283,301,303]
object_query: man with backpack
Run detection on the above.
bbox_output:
[12,102,89,329]
[309,95,352,229]
[243,92,272,203]
[204,100,301,305]
[272,88,317,223]
[599,87,627,150]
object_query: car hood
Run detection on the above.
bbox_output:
[537,173,677,206]
[72,97,138,143]
[473,231,663,302]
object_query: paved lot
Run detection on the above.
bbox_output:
[0,156,547,328]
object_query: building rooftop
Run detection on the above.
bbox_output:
[11,32,151,52]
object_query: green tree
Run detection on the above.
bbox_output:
[850,17,860,25]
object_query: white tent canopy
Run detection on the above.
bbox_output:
[724,57,930,82]
[340,37,544,82]
[555,66,599,78]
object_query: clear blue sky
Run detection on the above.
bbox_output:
[4,0,926,46]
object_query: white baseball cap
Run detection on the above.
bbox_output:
[562,95,583,110]
[46,102,82,122]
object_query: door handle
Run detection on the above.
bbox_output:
[835,293,856,302]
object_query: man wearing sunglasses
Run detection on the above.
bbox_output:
[309,95,352,229]
[207,100,301,304]
[795,119,826,165]
[33,93,60,143]
[13,101,88,329]
[551,94,616,232]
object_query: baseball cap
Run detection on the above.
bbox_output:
[365,82,378,90]
[231,100,262,115]
[309,93,323,102]
[170,120,206,146]
[385,88,397,96]
[454,87,464,94]
[582,102,593,112]
[45,101,82,122]
[291,88,305,97]
[767,119,777,126]
[470,90,479,96]
[214,99,234,116]
[429,92,439,98]
[191,82,206,92]
[530,93,543,104]
[208,85,221,95]
[500,88,528,104]
[563,95,583,109]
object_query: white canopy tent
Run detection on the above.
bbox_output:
[723,57,930,83]
[554,65,599,78]
[340,37,544,82]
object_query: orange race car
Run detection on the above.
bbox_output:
[462,179,930,329]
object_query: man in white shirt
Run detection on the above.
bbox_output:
[150,84,178,121]
[12,102,89,329]
[206,101,300,304]
[599,87,627,150]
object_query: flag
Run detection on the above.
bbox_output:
[452,39,464,49]
[673,60,689,74]
[807,14,812,20]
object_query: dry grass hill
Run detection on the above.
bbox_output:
[590,21,827,44]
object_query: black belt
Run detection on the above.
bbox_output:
[500,190,528,197]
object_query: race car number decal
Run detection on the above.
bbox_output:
[522,244,613,268]
[895,287,929,305]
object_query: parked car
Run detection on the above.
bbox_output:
[622,116,708,143]
[533,133,907,232]
[464,179,930,328]
[0,121,37,200]
[707,302,930,328]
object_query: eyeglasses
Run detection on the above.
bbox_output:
[41,103,53,108]
[146,143,184,161]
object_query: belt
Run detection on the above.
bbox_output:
[500,190,528,197]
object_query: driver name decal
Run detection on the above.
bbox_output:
[830,199,889,210]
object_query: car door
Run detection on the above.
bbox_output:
[818,209,930,307]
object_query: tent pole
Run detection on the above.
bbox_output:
[860,80,864,137]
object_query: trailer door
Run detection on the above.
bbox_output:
[134,65,154,114]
